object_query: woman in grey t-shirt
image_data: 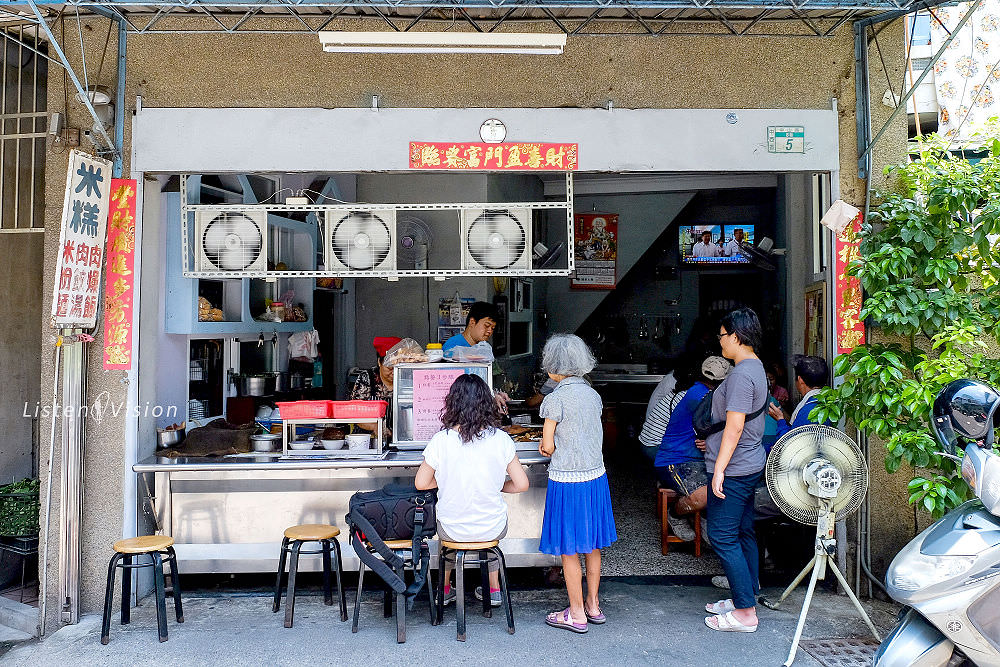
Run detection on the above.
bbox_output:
[704,308,768,634]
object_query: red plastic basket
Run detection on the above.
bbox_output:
[275,400,333,420]
[330,400,388,419]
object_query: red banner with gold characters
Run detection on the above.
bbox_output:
[835,212,865,355]
[409,142,578,170]
[103,179,137,370]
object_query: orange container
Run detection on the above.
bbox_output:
[330,400,388,419]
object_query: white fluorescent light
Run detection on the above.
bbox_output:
[319,31,566,55]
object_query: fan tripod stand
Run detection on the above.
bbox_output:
[759,506,881,667]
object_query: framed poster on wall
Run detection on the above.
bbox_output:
[804,281,826,358]
[571,213,618,289]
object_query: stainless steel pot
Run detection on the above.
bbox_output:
[236,374,276,396]
[250,433,281,452]
[271,371,288,393]
[289,373,306,391]
[156,429,184,450]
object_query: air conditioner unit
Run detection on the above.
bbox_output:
[325,210,397,272]
[461,208,531,271]
[194,210,268,273]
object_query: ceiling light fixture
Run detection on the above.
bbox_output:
[319,31,566,55]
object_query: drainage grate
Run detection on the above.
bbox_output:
[799,638,880,667]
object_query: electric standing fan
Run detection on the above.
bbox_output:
[737,237,778,271]
[760,425,881,666]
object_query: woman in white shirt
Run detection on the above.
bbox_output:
[415,374,529,607]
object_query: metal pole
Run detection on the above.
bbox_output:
[24,0,117,152]
[113,20,125,178]
[857,0,985,171]
[38,341,62,636]
[57,333,84,625]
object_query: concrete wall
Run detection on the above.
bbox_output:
[0,233,42,484]
[37,15,907,629]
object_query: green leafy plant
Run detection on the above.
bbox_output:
[812,132,1000,518]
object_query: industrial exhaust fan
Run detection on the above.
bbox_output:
[194,210,267,273]
[325,210,397,273]
[461,208,531,271]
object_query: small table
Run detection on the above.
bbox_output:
[0,536,39,603]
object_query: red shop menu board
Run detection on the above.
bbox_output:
[412,368,465,441]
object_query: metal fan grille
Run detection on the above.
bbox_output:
[466,210,527,270]
[200,212,263,271]
[766,425,868,525]
[329,211,392,270]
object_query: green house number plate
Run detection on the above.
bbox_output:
[767,126,804,153]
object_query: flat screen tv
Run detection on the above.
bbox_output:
[679,224,754,265]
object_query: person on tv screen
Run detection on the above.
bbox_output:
[692,230,722,258]
[723,228,747,258]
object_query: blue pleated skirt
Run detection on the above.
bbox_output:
[539,473,618,556]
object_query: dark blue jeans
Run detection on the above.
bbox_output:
[706,470,763,610]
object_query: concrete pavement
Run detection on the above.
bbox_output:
[1,578,899,666]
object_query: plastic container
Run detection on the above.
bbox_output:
[425,343,443,362]
[329,400,388,419]
[275,400,334,420]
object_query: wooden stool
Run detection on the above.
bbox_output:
[272,524,347,628]
[658,486,702,557]
[101,535,183,645]
[353,538,437,644]
[436,539,513,642]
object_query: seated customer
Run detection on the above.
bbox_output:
[414,374,529,606]
[768,355,833,438]
[442,302,500,352]
[640,358,697,459]
[653,356,731,540]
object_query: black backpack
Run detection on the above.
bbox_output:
[346,483,437,608]
[692,388,769,439]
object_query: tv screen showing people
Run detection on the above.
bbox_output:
[679,224,754,265]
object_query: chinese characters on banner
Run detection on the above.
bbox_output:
[835,213,866,354]
[409,142,578,170]
[103,179,137,369]
[50,150,112,329]
[571,213,618,289]
[412,368,465,441]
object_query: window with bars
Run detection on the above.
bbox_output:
[1,27,47,232]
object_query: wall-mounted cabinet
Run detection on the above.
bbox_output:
[163,184,316,335]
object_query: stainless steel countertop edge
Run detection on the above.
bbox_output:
[134,451,551,472]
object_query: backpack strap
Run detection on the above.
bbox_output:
[348,506,406,594]
[405,499,431,609]
[703,399,770,437]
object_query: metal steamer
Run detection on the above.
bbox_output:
[759,425,880,667]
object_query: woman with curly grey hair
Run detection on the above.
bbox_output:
[537,334,617,634]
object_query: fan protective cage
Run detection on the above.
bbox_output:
[765,425,868,525]
[194,210,267,273]
[325,210,397,272]
[461,208,531,271]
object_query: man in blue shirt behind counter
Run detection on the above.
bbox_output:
[442,301,500,352]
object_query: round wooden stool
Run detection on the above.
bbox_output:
[101,535,183,645]
[436,539,513,641]
[273,524,347,628]
[352,537,437,644]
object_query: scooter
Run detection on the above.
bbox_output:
[875,380,1000,667]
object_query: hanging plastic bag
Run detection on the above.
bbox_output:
[288,330,320,360]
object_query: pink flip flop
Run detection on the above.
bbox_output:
[546,608,589,634]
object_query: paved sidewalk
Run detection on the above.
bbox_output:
[2,579,898,666]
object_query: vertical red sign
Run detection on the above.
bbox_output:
[835,213,865,355]
[103,179,137,369]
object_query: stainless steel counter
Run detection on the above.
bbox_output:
[589,372,667,385]
[134,447,557,573]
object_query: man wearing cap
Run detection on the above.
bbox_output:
[442,301,501,352]
[653,356,731,541]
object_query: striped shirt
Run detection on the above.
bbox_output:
[639,390,688,448]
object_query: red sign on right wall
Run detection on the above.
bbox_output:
[834,213,865,354]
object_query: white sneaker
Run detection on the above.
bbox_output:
[711,575,731,590]
[667,510,696,542]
